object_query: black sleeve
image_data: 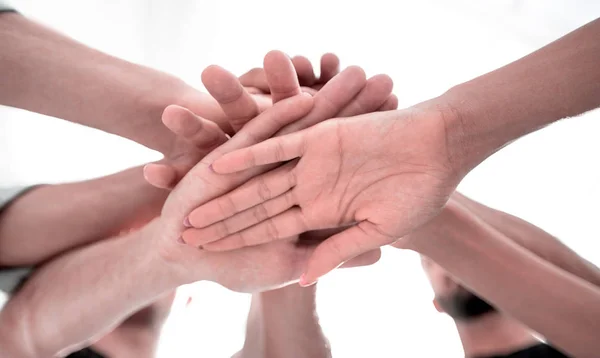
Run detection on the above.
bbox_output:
[65,347,108,358]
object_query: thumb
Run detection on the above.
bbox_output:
[299,221,393,286]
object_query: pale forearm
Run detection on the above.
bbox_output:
[427,18,600,176]
[0,221,186,357]
[0,166,167,266]
[409,203,600,358]
[0,12,227,153]
[239,285,331,358]
[454,193,600,287]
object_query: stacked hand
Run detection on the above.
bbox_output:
[180,91,462,286]
[145,50,396,292]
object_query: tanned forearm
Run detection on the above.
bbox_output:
[0,166,166,266]
[454,192,600,288]
[238,284,331,358]
[424,18,600,176]
[408,202,600,358]
[0,220,189,358]
[0,12,228,154]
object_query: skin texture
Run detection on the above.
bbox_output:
[403,194,600,358]
[0,52,389,357]
[182,18,600,286]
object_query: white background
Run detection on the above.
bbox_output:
[1,0,600,357]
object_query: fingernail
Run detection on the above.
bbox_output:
[299,274,317,287]
[177,236,186,244]
[183,217,192,227]
[301,92,312,97]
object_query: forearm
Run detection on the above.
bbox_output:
[0,221,186,358]
[0,166,166,266]
[454,193,600,287]
[239,284,331,358]
[409,203,600,358]
[0,12,227,153]
[426,18,600,176]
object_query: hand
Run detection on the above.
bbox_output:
[144,52,398,189]
[240,53,342,96]
[182,107,462,285]
[150,51,394,293]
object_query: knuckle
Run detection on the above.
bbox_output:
[256,177,272,201]
[252,203,269,223]
[265,218,280,241]
[215,221,230,238]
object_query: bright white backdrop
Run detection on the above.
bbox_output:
[1,0,599,357]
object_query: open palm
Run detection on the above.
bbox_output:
[184,109,461,285]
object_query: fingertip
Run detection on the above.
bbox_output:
[162,104,186,126]
[201,64,226,83]
[344,65,367,83]
[162,105,201,135]
[264,50,289,67]
[319,53,341,82]
[292,55,316,86]
[321,52,340,67]
[298,273,317,287]
[143,163,177,189]
[369,74,394,94]
[380,94,399,111]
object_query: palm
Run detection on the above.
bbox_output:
[189,109,459,284]
[296,112,453,235]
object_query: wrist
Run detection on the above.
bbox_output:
[257,284,318,312]
[412,90,481,179]
[403,199,480,256]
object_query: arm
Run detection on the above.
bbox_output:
[453,192,600,288]
[0,220,189,358]
[428,18,600,177]
[236,285,331,358]
[0,166,167,266]
[91,292,175,358]
[405,201,600,358]
[0,12,230,155]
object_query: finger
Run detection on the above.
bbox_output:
[162,105,228,151]
[211,129,307,174]
[143,163,178,190]
[291,56,316,87]
[318,53,340,83]
[339,249,382,268]
[263,50,301,103]
[378,94,399,111]
[161,94,313,223]
[276,66,367,135]
[200,207,308,251]
[300,221,395,286]
[300,87,318,96]
[336,74,394,117]
[186,161,297,228]
[239,68,270,93]
[252,93,273,113]
[202,65,259,131]
[182,190,296,247]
